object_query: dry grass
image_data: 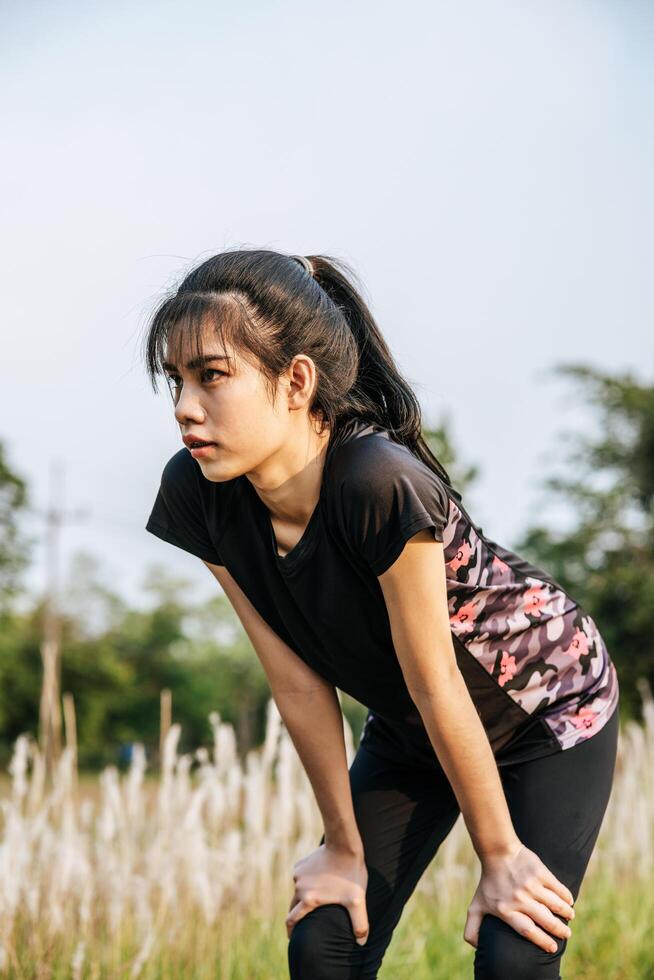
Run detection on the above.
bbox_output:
[0,689,652,979]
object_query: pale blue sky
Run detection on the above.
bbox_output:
[2,0,652,609]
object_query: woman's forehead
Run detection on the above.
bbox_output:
[164,322,231,367]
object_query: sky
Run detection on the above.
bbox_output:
[1,0,652,611]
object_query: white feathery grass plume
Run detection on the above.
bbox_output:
[8,734,31,806]
[125,742,147,824]
[260,697,283,773]
[71,939,86,980]
[27,739,46,815]
[596,697,653,882]
[0,690,650,970]
[130,928,155,979]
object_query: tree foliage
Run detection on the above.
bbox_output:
[0,369,651,766]
[511,364,654,720]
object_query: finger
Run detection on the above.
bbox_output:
[532,883,575,921]
[463,907,483,948]
[538,868,575,909]
[347,896,369,947]
[502,908,564,955]
[288,889,299,915]
[516,897,573,943]
[285,900,313,938]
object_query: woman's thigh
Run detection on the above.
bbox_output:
[287,706,619,980]
[287,716,461,980]
[474,707,620,980]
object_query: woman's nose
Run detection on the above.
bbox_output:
[174,389,205,424]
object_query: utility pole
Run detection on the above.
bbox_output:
[36,459,87,784]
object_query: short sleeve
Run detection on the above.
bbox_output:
[337,437,450,576]
[145,448,224,565]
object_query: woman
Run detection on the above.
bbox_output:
[143,249,620,979]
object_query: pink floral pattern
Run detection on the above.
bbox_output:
[442,496,619,751]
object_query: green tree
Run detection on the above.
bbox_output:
[423,417,479,495]
[0,556,273,769]
[0,439,34,611]
[511,365,654,721]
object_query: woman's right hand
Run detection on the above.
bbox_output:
[286,842,369,946]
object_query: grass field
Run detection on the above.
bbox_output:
[0,690,652,979]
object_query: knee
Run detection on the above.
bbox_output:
[287,903,362,980]
[474,914,567,980]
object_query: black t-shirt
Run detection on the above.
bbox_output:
[145,419,619,767]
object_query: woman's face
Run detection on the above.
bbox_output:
[163,322,316,483]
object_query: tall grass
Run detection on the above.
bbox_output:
[0,687,652,978]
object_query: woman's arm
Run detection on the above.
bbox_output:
[377,530,575,954]
[203,561,370,944]
[377,533,518,861]
[203,560,363,856]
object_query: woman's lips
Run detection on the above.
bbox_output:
[190,443,217,458]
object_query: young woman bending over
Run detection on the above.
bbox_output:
[144,249,619,979]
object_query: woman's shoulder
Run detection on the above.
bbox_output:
[155,447,241,515]
[159,445,197,484]
[323,422,453,573]
[146,447,237,565]
[326,421,450,498]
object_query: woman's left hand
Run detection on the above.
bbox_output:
[463,841,576,954]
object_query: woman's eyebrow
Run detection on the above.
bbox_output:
[163,354,231,372]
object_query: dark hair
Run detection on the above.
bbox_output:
[142,247,453,486]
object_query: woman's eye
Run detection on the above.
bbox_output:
[165,369,225,387]
[164,368,227,404]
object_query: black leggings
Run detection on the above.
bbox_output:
[287,707,619,979]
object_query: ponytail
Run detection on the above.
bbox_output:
[309,255,454,486]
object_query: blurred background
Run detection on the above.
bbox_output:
[1,0,652,767]
[1,3,653,977]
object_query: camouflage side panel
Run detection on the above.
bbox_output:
[442,491,620,751]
